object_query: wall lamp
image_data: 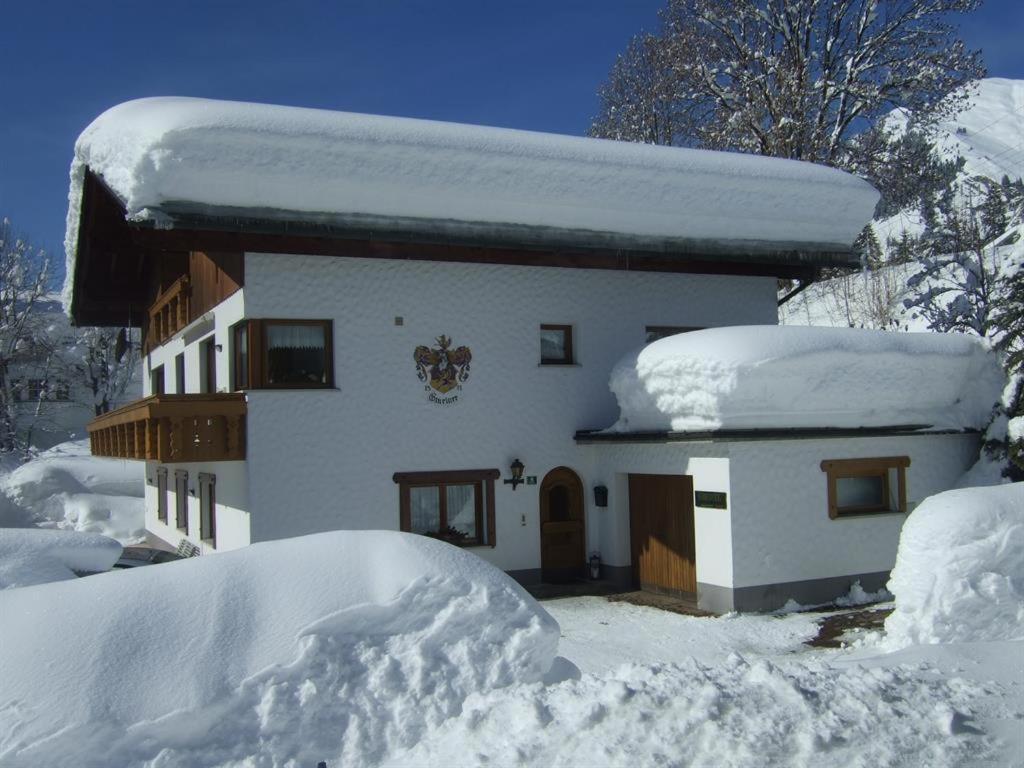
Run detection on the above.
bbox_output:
[593,485,608,507]
[503,458,525,490]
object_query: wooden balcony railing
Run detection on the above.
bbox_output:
[147,275,192,352]
[87,394,246,462]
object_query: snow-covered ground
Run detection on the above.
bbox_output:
[0,439,144,542]
[0,447,1021,766]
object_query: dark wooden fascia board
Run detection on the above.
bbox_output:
[118,225,819,280]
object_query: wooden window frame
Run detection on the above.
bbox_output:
[174,353,186,394]
[174,469,189,531]
[199,472,216,545]
[820,457,910,519]
[201,336,217,394]
[231,319,334,390]
[233,322,249,390]
[156,467,168,524]
[393,469,499,548]
[644,325,703,343]
[151,365,165,395]
[540,324,574,365]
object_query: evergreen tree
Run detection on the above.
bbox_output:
[980,182,1009,243]
[853,226,884,269]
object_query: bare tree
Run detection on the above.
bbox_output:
[64,327,139,416]
[592,0,984,170]
[0,218,50,454]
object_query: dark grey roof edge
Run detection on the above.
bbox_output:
[574,426,980,444]
[141,200,859,269]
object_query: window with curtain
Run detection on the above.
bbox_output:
[231,319,334,389]
[394,469,499,547]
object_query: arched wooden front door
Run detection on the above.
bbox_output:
[540,467,586,582]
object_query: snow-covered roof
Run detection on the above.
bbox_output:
[605,325,1002,433]
[65,97,879,285]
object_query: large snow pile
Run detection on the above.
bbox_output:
[390,655,987,768]
[608,325,1002,432]
[0,440,144,542]
[884,483,1024,647]
[0,528,121,589]
[64,97,878,306]
[0,530,558,766]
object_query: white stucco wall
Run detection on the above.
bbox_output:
[727,433,980,587]
[144,291,246,396]
[144,460,249,553]
[582,442,734,587]
[236,253,777,571]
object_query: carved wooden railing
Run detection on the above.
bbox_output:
[147,275,192,351]
[87,394,246,462]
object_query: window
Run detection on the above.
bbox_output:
[174,469,188,530]
[233,323,249,390]
[156,467,168,524]
[199,473,216,544]
[393,469,499,547]
[52,380,71,401]
[540,324,573,365]
[151,366,165,395]
[232,319,333,389]
[820,457,910,519]
[201,337,217,393]
[175,353,185,394]
[29,379,44,400]
[645,325,703,344]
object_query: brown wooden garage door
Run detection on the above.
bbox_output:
[628,474,696,596]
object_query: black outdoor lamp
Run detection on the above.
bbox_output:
[504,458,525,490]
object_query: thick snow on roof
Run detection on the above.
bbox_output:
[0,529,557,764]
[607,325,1002,432]
[65,97,878,272]
[884,482,1024,647]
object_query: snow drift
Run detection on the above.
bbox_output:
[0,528,121,589]
[0,530,558,766]
[884,483,1024,647]
[391,656,988,768]
[608,325,1002,432]
[64,96,879,309]
[0,440,144,542]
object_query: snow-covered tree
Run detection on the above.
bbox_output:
[0,218,51,454]
[591,0,984,172]
[64,327,139,416]
[591,33,684,146]
[903,202,1002,339]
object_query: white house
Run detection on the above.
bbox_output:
[64,97,991,612]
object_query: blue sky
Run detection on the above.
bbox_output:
[1,0,1021,268]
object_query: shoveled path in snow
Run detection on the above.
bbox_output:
[542,596,824,673]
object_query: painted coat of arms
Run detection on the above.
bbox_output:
[414,335,472,404]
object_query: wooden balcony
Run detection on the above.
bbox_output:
[146,275,192,352]
[87,394,246,462]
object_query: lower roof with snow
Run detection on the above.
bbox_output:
[64,97,879,322]
[596,326,1003,435]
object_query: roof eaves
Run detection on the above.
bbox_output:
[143,201,861,270]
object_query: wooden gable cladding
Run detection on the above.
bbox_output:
[143,251,243,352]
[188,250,243,317]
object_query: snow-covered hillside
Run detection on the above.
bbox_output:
[783,78,1024,332]
[929,78,1024,187]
